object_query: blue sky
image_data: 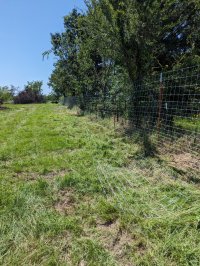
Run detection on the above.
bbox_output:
[0,0,85,94]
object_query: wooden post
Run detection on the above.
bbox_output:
[157,73,164,135]
[114,111,116,129]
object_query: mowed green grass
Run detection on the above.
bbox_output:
[175,116,200,132]
[0,104,200,266]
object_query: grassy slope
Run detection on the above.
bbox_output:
[0,104,200,266]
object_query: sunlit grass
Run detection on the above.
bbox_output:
[175,115,200,132]
[0,104,200,265]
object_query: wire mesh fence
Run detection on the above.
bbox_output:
[75,65,200,212]
[82,65,200,158]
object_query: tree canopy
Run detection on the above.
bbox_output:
[45,0,200,103]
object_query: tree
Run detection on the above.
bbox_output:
[45,0,200,127]
[45,9,82,97]
[0,86,15,104]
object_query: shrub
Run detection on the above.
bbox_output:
[0,86,14,104]
[14,81,45,104]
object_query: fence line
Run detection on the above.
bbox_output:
[75,65,200,212]
[82,65,200,160]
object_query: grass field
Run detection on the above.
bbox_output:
[0,104,200,266]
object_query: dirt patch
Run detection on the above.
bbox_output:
[54,189,76,215]
[96,220,142,265]
[43,169,72,179]
[13,169,71,181]
[170,152,200,172]
[78,261,86,266]
[13,172,38,180]
[0,106,9,110]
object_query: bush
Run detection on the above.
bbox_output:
[14,81,45,104]
[0,86,14,104]
[14,89,45,104]
[44,93,59,103]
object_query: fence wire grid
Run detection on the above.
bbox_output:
[79,65,200,205]
[80,66,200,204]
[83,65,200,155]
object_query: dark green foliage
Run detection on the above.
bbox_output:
[45,0,200,122]
[14,81,45,104]
[0,86,15,104]
[46,9,82,98]
[44,92,60,103]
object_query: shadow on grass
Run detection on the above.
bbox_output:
[124,124,157,158]
[0,106,11,111]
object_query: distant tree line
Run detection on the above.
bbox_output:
[0,81,48,105]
